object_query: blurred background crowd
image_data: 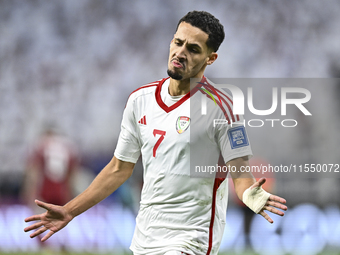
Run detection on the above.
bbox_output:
[1,0,340,254]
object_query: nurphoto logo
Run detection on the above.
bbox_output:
[198,81,312,128]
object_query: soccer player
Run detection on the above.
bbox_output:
[22,126,79,207]
[24,11,287,255]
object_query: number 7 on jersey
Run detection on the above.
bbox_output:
[153,129,166,157]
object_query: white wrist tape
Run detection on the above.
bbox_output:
[242,186,271,214]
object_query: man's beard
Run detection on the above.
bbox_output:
[167,69,183,80]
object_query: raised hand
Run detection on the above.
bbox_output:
[24,200,73,242]
[251,178,288,223]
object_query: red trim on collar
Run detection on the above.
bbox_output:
[155,77,204,113]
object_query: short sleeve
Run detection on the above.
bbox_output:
[114,96,141,163]
[215,115,253,164]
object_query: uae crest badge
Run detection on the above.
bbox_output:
[176,116,190,134]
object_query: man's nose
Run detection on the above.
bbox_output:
[176,45,187,59]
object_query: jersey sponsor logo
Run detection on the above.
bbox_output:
[138,115,147,125]
[176,116,190,134]
[227,126,249,149]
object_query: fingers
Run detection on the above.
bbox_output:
[24,214,42,223]
[24,200,59,241]
[35,199,52,211]
[29,226,48,238]
[269,194,286,203]
[24,200,50,223]
[252,183,288,223]
[41,230,55,242]
[251,177,266,189]
[24,221,44,232]
[259,197,288,223]
[267,199,288,211]
[263,204,285,216]
[257,177,266,186]
[259,211,273,224]
[31,228,55,242]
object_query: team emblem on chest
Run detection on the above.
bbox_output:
[176,116,190,134]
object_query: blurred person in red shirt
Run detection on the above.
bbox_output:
[22,126,79,208]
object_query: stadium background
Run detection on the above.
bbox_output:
[1,0,340,254]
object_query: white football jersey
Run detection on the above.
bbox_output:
[114,77,252,255]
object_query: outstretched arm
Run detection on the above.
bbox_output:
[228,156,287,223]
[24,156,135,241]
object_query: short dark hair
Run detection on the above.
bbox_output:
[176,11,225,52]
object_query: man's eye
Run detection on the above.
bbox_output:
[189,47,199,53]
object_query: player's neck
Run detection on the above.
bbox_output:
[168,78,190,96]
[169,75,205,96]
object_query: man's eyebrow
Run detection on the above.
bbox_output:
[174,37,203,50]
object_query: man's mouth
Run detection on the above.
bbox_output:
[172,59,184,69]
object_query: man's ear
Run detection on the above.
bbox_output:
[207,52,218,65]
